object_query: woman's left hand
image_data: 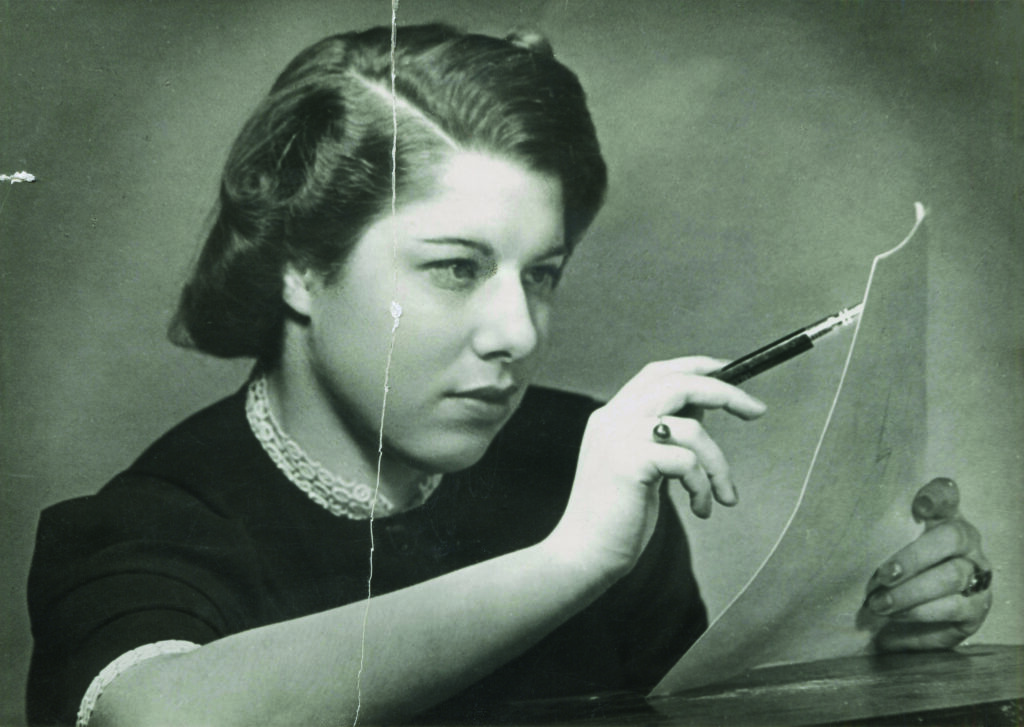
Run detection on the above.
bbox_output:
[864,477,993,651]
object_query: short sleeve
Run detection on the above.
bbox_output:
[76,640,200,727]
[26,474,266,725]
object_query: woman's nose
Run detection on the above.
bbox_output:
[471,275,540,361]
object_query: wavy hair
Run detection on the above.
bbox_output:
[170,24,607,361]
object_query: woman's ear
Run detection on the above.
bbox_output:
[282,263,316,317]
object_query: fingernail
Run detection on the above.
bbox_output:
[912,493,935,521]
[915,477,960,521]
[875,561,902,584]
[721,484,738,506]
[869,591,894,614]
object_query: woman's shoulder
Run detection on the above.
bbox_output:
[29,387,279,617]
[128,386,253,482]
[40,386,273,530]
[123,384,291,510]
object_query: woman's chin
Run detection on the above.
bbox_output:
[389,428,500,475]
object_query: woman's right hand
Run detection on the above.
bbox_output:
[545,356,767,581]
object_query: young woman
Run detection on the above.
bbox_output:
[27,24,991,726]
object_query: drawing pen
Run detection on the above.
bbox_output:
[711,303,864,385]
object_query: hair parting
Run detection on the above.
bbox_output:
[169,24,607,362]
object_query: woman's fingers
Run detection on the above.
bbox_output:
[874,621,973,652]
[866,557,981,615]
[648,443,713,518]
[912,477,961,526]
[867,478,992,654]
[669,449,713,519]
[611,358,768,421]
[639,355,732,377]
[887,590,993,626]
[867,518,985,594]
[559,355,766,576]
[646,416,737,518]
[657,372,766,420]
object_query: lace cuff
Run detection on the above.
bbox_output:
[77,640,200,727]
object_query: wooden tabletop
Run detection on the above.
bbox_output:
[500,644,1024,726]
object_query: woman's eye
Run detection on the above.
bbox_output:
[427,259,482,289]
[523,265,563,291]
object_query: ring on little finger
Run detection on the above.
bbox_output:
[652,418,672,442]
[962,563,993,596]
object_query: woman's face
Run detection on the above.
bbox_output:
[294,151,566,473]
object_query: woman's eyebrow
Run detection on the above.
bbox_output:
[420,237,568,261]
[535,244,569,261]
[421,237,494,256]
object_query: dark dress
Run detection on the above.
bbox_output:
[26,386,707,725]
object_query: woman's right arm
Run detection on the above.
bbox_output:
[92,357,766,727]
[93,535,612,726]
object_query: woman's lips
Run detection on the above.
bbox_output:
[451,384,518,403]
[447,384,520,419]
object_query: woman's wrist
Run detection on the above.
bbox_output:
[536,525,634,593]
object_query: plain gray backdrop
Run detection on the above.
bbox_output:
[2,2,1021,724]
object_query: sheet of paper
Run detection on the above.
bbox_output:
[651,204,929,696]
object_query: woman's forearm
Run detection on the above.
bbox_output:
[91,539,613,727]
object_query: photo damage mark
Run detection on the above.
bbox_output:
[1,171,35,184]
[354,3,401,724]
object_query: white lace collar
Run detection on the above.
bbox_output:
[244,375,442,520]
